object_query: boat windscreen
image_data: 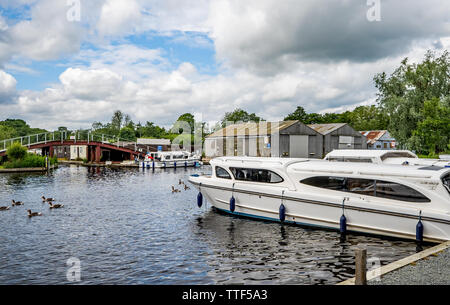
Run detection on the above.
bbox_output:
[442,173,450,196]
[380,152,416,161]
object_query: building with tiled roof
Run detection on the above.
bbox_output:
[359,130,396,150]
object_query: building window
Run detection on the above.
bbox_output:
[216,166,231,179]
[384,143,388,148]
[230,167,284,183]
[300,176,430,203]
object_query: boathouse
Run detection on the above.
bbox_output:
[204,120,324,158]
[307,123,367,156]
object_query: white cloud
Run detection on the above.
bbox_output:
[59,68,125,100]
[0,69,16,102]
[71,44,167,82]
[0,0,84,65]
[0,15,8,31]
[1,0,449,131]
[96,0,142,37]
[209,0,450,75]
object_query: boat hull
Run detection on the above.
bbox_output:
[142,160,201,168]
[189,178,450,243]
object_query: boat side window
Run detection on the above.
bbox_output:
[300,176,430,203]
[216,166,231,179]
[375,180,430,202]
[346,178,375,196]
[230,167,284,183]
[300,176,347,191]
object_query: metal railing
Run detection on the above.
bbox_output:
[0,130,140,153]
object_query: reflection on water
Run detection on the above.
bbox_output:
[0,165,427,284]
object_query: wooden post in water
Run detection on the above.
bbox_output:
[355,248,367,285]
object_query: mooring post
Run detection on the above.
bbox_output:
[355,248,367,285]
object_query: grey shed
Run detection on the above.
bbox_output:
[308,123,367,156]
[205,120,324,158]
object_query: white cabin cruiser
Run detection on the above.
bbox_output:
[325,149,450,167]
[189,156,450,243]
[142,151,202,168]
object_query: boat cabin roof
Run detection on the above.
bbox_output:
[211,156,450,182]
[324,149,417,161]
[151,151,190,155]
[289,160,449,181]
[211,156,308,170]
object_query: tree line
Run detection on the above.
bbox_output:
[1,50,448,156]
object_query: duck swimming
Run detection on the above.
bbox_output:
[184,184,190,190]
[48,202,64,209]
[27,210,42,217]
[0,206,10,211]
[41,196,54,202]
[171,186,181,193]
[12,200,23,206]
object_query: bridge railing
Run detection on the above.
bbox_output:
[1,131,69,153]
[1,130,141,154]
[73,131,139,152]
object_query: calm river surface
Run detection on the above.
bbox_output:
[0,165,426,285]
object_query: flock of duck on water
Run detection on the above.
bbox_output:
[171,179,190,193]
[2,178,188,215]
[0,196,64,217]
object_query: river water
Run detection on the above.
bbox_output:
[0,165,426,285]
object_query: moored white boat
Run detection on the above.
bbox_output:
[324,149,450,167]
[189,153,450,243]
[142,151,202,168]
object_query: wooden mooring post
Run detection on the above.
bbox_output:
[355,248,367,285]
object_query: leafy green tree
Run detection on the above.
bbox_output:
[91,122,103,130]
[176,113,195,133]
[284,106,308,122]
[7,143,27,160]
[124,114,135,130]
[111,110,124,132]
[0,125,16,140]
[346,105,390,131]
[411,98,450,155]
[140,121,167,138]
[0,119,46,138]
[221,108,264,127]
[305,113,325,124]
[374,50,450,151]
[135,122,143,138]
[118,127,137,141]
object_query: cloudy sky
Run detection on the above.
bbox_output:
[0,0,449,130]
